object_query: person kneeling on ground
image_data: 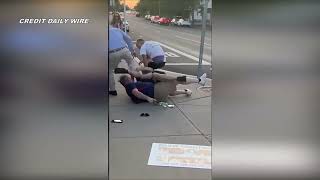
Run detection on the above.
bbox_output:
[135,39,166,69]
[115,67,207,104]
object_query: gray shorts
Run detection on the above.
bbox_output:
[154,81,177,102]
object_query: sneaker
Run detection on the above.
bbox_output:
[109,90,118,96]
[199,73,207,86]
[114,68,129,74]
[185,89,192,96]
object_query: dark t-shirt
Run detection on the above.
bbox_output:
[124,81,155,103]
[135,77,155,83]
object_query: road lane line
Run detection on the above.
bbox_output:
[175,35,211,47]
[157,42,210,65]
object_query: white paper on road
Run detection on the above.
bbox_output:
[148,143,212,169]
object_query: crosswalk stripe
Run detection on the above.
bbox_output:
[131,41,211,65]
[157,42,211,65]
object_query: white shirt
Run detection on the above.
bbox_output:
[140,41,165,61]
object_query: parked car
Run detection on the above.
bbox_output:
[145,14,151,20]
[150,16,160,23]
[121,20,129,32]
[177,19,192,27]
[170,18,178,26]
[170,16,183,26]
[158,17,171,25]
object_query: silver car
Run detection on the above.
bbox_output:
[177,19,192,27]
[121,20,129,32]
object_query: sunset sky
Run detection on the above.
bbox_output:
[120,0,139,9]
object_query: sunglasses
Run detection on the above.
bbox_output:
[140,113,150,117]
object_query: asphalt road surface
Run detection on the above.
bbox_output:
[125,15,212,78]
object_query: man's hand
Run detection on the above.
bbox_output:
[147,97,157,104]
[132,88,157,104]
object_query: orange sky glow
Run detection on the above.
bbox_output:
[120,0,139,9]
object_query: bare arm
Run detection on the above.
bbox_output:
[132,88,156,103]
[121,30,134,52]
[141,54,149,66]
[139,44,149,66]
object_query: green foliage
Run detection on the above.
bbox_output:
[110,0,131,12]
[135,0,200,18]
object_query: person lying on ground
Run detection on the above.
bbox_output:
[115,67,207,104]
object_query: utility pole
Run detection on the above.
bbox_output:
[110,0,114,10]
[197,0,209,78]
[123,0,127,34]
[158,0,160,16]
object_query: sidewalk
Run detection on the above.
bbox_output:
[108,63,212,180]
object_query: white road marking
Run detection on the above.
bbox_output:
[157,42,210,65]
[131,41,210,65]
[165,63,211,66]
[175,35,211,47]
[165,52,180,57]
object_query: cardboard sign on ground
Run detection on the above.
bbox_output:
[148,143,212,169]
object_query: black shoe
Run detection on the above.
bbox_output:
[114,68,129,74]
[153,70,165,74]
[109,90,118,96]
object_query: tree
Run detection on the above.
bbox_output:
[110,0,122,12]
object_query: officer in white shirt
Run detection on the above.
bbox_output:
[136,39,166,69]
